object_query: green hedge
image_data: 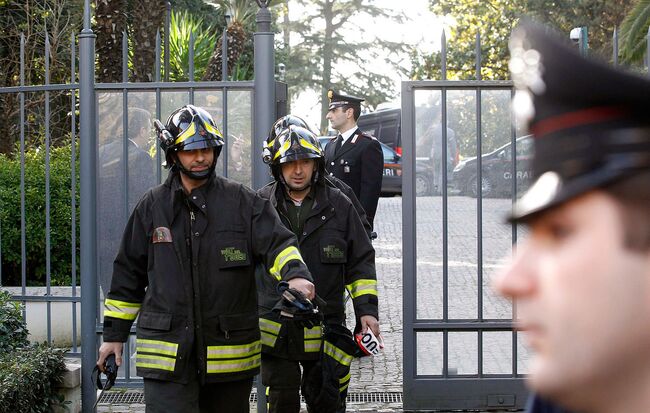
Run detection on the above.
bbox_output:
[0,289,67,412]
[0,344,67,412]
[0,290,28,351]
[0,144,80,286]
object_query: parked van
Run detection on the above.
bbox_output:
[357,107,402,155]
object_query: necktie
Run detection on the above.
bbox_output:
[334,134,343,153]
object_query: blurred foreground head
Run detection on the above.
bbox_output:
[496,22,650,413]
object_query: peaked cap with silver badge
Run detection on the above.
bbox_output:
[508,22,650,221]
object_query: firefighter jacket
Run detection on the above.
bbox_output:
[102,171,312,384]
[256,180,378,359]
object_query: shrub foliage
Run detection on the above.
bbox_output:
[0,289,67,412]
[0,144,80,286]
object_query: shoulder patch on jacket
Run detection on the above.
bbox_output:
[152,227,172,243]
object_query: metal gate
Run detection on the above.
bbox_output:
[401,80,530,411]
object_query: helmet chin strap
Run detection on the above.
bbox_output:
[172,151,217,180]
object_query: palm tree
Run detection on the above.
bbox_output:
[619,0,650,65]
[129,0,167,82]
[202,0,257,81]
[95,0,127,83]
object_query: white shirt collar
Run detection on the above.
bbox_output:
[339,125,357,144]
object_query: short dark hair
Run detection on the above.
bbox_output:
[344,105,361,121]
[604,171,650,251]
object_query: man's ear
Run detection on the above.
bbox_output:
[346,107,354,119]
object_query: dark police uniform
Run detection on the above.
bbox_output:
[102,170,312,412]
[324,91,383,229]
[256,180,378,413]
[506,23,650,413]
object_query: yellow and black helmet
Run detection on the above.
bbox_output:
[269,125,325,183]
[271,125,323,165]
[263,115,315,164]
[159,105,224,179]
[165,105,224,153]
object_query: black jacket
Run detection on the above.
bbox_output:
[324,128,383,229]
[256,180,378,359]
[526,395,575,413]
[323,174,371,238]
[102,171,312,384]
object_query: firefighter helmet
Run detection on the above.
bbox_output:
[267,125,325,184]
[263,115,316,164]
[157,104,224,179]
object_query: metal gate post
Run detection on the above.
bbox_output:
[79,0,98,410]
[253,2,275,410]
[252,0,275,191]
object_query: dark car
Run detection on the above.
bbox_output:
[451,135,534,197]
[318,136,434,196]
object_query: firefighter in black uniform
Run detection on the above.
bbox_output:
[257,124,380,413]
[263,114,372,238]
[96,105,315,413]
[324,90,383,230]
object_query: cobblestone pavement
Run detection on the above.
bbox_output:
[97,195,526,412]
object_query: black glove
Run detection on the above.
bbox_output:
[274,281,324,328]
[92,354,118,391]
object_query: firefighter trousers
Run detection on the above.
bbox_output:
[143,376,253,413]
[261,353,348,413]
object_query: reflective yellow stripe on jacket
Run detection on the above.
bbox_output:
[339,371,351,392]
[323,341,353,367]
[104,298,141,321]
[206,340,261,374]
[260,318,282,348]
[269,246,304,280]
[345,279,378,299]
[135,338,179,372]
[304,325,322,353]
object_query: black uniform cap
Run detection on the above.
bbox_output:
[327,89,364,111]
[508,22,650,222]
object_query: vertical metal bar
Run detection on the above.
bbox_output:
[122,30,129,222]
[612,26,618,66]
[120,29,131,382]
[401,81,416,410]
[79,0,98,407]
[45,31,53,344]
[255,6,275,410]
[441,30,447,80]
[510,88,517,245]
[165,1,171,82]
[647,27,650,76]
[510,87,518,377]
[222,88,229,177]
[20,33,27,319]
[441,87,448,377]
[189,32,195,104]
[476,32,484,378]
[71,32,78,354]
[253,4,276,192]
[222,27,228,81]
[475,33,482,81]
[155,31,163,184]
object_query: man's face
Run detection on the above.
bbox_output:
[326,106,351,131]
[495,191,650,410]
[176,147,214,175]
[281,159,316,192]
